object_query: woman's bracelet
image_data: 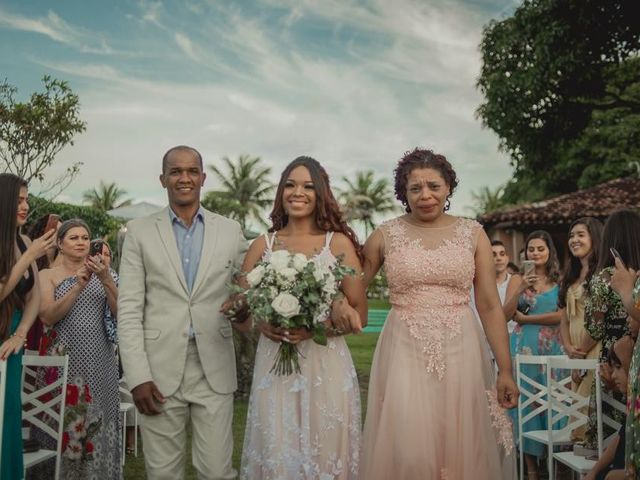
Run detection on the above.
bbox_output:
[10,332,27,347]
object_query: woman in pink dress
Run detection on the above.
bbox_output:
[358,148,518,479]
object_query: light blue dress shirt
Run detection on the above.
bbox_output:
[169,207,205,337]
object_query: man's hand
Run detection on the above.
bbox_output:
[131,381,165,415]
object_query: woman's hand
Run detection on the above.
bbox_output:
[564,344,586,359]
[282,327,312,344]
[75,265,92,289]
[256,322,286,343]
[330,296,360,334]
[86,255,109,282]
[26,229,57,261]
[514,310,527,324]
[611,258,638,297]
[519,273,537,293]
[496,371,519,408]
[0,333,26,360]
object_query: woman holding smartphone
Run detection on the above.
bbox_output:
[36,219,121,478]
[503,230,564,480]
[581,210,640,449]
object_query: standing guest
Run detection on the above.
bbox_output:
[491,240,521,332]
[118,145,247,479]
[504,230,564,479]
[0,173,54,480]
[358,148,518,479]
[605,212,640,478]
[235,156,367,479]
[558,218,603,442]
[38,219,120,478]
[25,213,63,351]
[583,210,640,448]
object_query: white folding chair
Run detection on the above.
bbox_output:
[0,359,7,457]
[517,354,585,480]
[548,357,602,479]
[21,354,69,480]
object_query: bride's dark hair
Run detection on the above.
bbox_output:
[269,156,362,261]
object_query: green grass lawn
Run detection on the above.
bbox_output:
[123,333,379,479]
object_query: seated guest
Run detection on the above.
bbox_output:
[584,335,633,480]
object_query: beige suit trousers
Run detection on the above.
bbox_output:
[140,340,236,479]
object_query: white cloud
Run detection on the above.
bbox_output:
[12,0,513,218]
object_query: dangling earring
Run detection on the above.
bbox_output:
[444,198,451,212]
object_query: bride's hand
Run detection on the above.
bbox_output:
[256,322,285,342]
[283,327,312,344]
[496,371,519,409]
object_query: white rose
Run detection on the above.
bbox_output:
[279,267,298,282]
[246,265,266,287]
[269,250,291,271]
[271,292,300,318]
[292,253,308,272]
[269,286,278,299]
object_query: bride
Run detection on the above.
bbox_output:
[230,156,367,480]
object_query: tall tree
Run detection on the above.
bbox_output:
[0,76,86,197]
[204,154,275,229]
[477,0,640,203]
[83,181,132,211]
[339,170,396,236]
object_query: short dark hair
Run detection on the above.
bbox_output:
[162,145,203,173]
[393,148,458,213]
[596,210,640,272]
[491,240,506,248]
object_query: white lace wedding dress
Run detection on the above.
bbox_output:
[240,231,361,480]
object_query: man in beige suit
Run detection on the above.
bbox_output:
[118,145,247,479]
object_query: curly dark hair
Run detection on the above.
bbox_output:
[269,156,362,261]
[393,148,458,213]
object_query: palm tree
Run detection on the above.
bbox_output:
[205,154,275,230]
[339,170,396,236]
[467,185,507,217]
[83,181,132,211]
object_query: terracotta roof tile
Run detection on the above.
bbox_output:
[478,177,640,228]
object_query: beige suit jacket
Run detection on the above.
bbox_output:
[117,207,247,396]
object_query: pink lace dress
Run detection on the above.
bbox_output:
[240,232,361,480]
[359,217,515,480]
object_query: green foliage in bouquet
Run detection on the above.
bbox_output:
[234,249,354,375]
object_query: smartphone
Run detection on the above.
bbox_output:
[89,240,104,257]
[44,214,60,233]
[610,247,626,268]
[522,260,535,275]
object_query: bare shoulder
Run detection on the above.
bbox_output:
[248,235,268,255]
[329,232,357,254]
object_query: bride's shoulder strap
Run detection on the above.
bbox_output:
[324,231,335,248]
[263,232,277,251]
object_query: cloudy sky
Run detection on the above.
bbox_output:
[0,0,519,219]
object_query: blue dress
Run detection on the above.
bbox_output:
[1,310,24,480]
[509,285,565,457]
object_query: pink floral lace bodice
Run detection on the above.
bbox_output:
[381,216,480,379]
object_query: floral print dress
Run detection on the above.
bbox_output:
[509,285,565,457]
[36,273,121,479]
[625,278,640,477]
[583,267,629,448]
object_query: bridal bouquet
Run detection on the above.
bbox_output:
[238,250,353,375]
